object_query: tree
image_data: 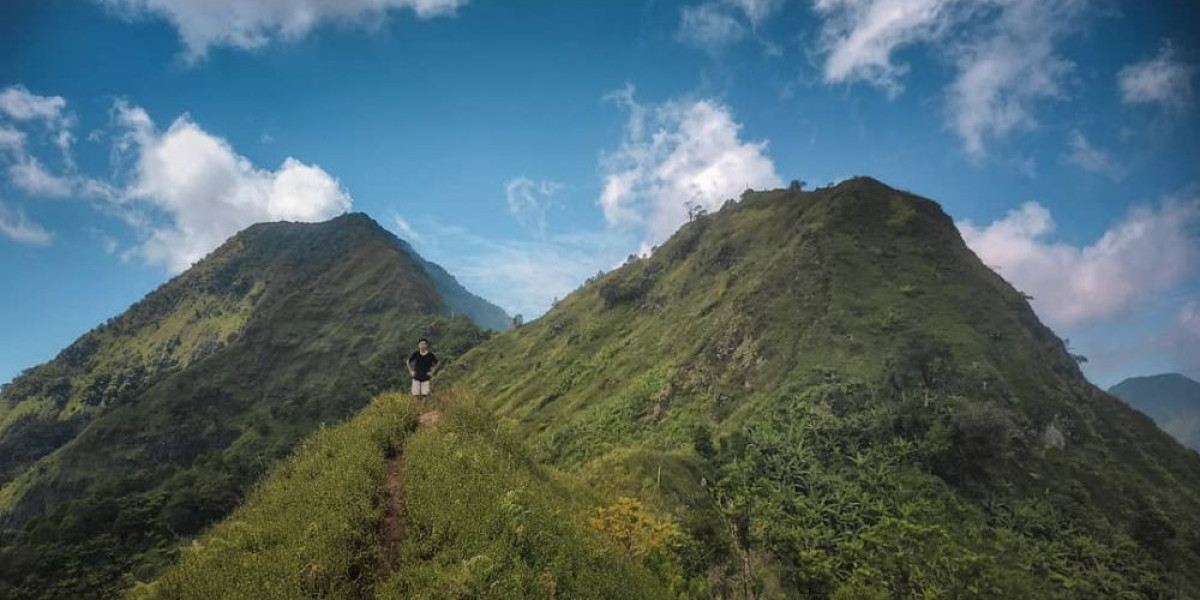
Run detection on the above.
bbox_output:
[685,200,708,221]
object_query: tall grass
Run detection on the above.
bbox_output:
[125,391,417,600]
[375,397,674,599]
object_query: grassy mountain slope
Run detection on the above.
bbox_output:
[1110,373,1200,451]
[440,177,1200,597]
[126,392,674,600]
[0,213,493,600]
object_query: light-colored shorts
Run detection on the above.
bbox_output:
[411,379,431,396]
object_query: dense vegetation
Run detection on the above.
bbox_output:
[1110,373,1200,451]
[442,177,1200,597]
[0,214,497,600]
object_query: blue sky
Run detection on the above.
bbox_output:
[1,0,1197,388]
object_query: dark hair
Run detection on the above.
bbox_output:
[418,338,430,344]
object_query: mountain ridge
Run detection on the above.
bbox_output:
[0,211,496,600]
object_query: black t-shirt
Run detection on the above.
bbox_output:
[408,351,438,381]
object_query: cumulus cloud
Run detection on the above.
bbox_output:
[958,197,1200,327]
[1119,41,1196,111]
[505,177,563,238]
[600,85,782,244]
[98,0,469,62]
[1064,130,1125,180]
[811,0,1091,158]
[0,199,52,245]
[111,100,352,272]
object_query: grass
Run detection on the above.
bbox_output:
[124,391,417,600]
[375,395,675,599]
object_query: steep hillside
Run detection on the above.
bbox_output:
[442,177,1200,597]
[127,392,674,600]
[0,213,494,600]
[1111,373,1200,451]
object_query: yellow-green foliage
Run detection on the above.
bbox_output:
[589,496,679,558]
[375,398,673,600]
[124,392,417,600]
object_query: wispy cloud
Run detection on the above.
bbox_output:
[0,85,80,197]
[809,0,1095,159]
[504,177,563,238]
[675,0,784,52]
[1119,40,1196,111]
[0,199,52,246]
[1064,130,1126,180]
[96,0,469,63]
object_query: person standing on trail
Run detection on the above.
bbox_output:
[407,338,439,398]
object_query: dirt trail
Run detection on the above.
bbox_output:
[379,401,442,576]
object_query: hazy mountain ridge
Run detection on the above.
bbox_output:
[1110,373,1200,451]
[0,213,494,600]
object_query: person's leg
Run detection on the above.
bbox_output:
[411,378,421,397]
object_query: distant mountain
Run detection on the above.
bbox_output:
[0,212,496,600]
[393,237,512,331]
[1110,373,1200,451]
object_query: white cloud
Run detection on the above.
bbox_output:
[0,86,69,125]
[600,85,782,244]
[677,3,746,49]
[0,86,80,195]
[504,177,563,237]
[1118,41,1196,111]
[943,0,1086,159]
[810,0,1092,157]
[0,199,52,246]
[9,157,75,197]
[813,0,960,94]
[111,101,352,272]
[1064,130,1125,180]
[98,0,469,62]
[958,197,1200,327]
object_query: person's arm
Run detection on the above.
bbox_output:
[406,354,416,377]
[430,355,441,377]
